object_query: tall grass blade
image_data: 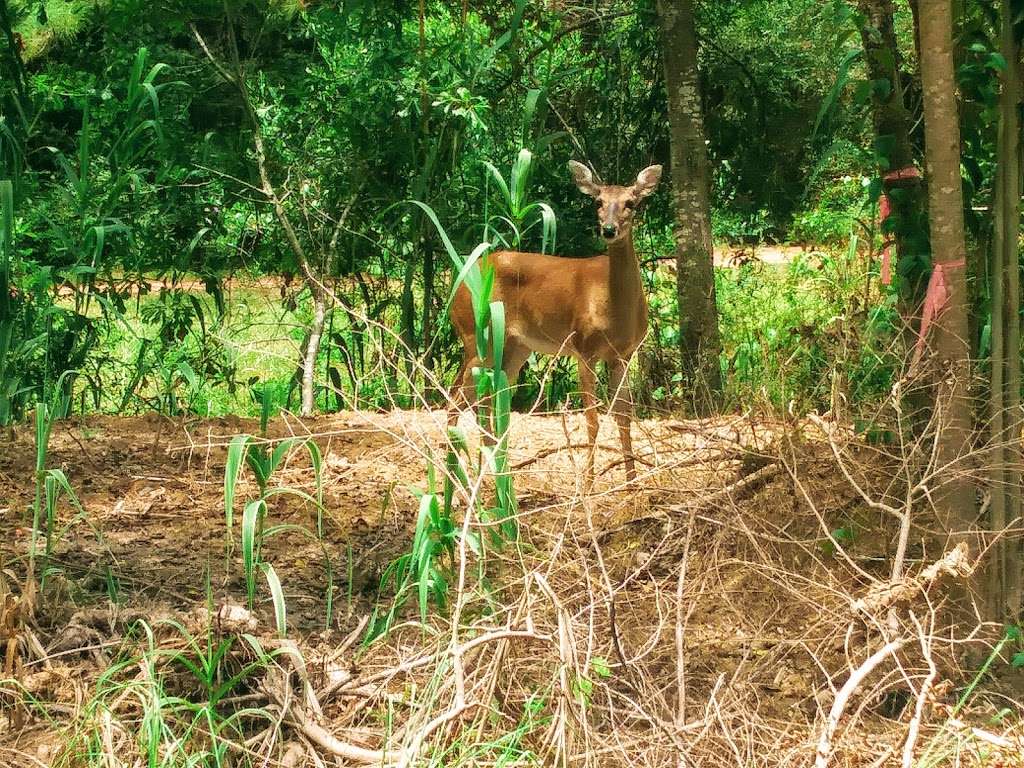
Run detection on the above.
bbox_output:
[0,180,11,320]
[224,435,250,550]
[304,439,325,536]
[241,499,267,609]
[261,563,287,637]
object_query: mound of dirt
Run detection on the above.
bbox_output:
[0,409,1016,768]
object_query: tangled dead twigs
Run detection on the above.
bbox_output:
[851,543,974,618]
[3,407,1021,768]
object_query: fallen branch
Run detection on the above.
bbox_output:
[667,460,781,515]
[852,544,973,618]
[815,639,905,768]
[284,705,387,765]
[902,614,937,768]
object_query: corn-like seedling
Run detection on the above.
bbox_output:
[27,378,89,593]
[224,429,327,627]
[369,151,551,639]
[366,462,460,642]
[483,147,557,253]
[55,617,281,768]
[224,434,324,553]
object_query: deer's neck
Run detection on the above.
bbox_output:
[606,235,646,333]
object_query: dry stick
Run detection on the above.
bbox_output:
[583,503,689,755]
[814,639,905,768]
[807,414,905,521]
[902,613,938,768]
[667,460,781,515]
[335,629,550,694]
[675,510,696,725]
[284,710,387,765]
[533,573,584,767]
[784,452,875,582]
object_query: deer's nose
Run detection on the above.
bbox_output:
[601,224,617,239]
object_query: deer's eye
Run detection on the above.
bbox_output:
[625,200,636,210]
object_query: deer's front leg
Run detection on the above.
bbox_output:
[578,359,600,489]
[608,358,636,482]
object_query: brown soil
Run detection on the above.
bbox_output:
[1,411,1019,767]
[0,410,756,628]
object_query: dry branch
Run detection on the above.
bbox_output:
[667,460,781,515]
[852,543,973,617]
[815,639,905,768]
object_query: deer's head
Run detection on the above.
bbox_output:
[569,161,662,244]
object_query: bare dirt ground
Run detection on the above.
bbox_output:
[1,410,1021,767]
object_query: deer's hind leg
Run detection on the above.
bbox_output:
[608,357,636,482]
[447,353,477,429]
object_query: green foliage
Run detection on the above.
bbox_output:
[28,377,91,590]
[368,462,459,641]
[53,617,282,767]
[716,238,898,412]
[4,0,926,426]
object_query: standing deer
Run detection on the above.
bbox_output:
[449,161,662,483]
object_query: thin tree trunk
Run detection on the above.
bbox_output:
[857,0,933,431]
[990,127,1007,611]
[917,0,976,552]
[990,0,1022,617]
[193,11,330,418]
[301,289,326,417]
[655,0,723,409]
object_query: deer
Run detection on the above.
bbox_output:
[449,160,662,484]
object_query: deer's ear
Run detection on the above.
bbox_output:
[569,161,601,198]
[634,165,663,199]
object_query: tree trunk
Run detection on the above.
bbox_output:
[856,0,928,300]
[917,0,976,551]
[655,0,723,409]
[300,287,326,417]
[989,0,1022,618]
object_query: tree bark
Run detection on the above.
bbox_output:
[301,290,326,417]
[988,0,1022,618]
[856,0,929,298]
[917,0,976,552]
[655,0,723,408]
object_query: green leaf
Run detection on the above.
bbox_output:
[262,563,287,637]
[242,499,267,609]
[987,52,1008,71]
[224,435,251,543]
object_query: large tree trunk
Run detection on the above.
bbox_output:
[988,0,1022,618]
[655,0,723,408]
[857,0,934,432]
[917,0,976,554]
